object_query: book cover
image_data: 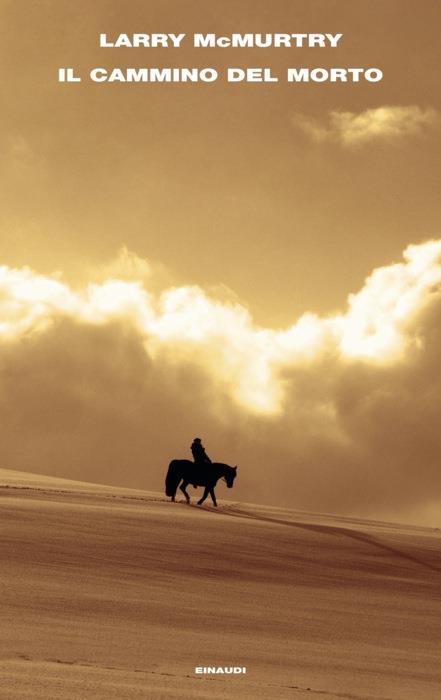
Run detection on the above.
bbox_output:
[1,1,440,698]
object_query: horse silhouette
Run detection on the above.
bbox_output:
[165,460,237,507]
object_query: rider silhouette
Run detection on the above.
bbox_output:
[191,437,212,465]
[191,438,211,487]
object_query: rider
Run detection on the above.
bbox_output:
[191,437,212,487]
[191,437,212,466]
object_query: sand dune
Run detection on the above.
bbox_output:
[1,468,440,699]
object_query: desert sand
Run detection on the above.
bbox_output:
[1,468,441,700]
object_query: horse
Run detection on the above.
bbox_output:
[165,460,237,507]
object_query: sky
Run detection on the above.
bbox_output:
[1,0,441,523]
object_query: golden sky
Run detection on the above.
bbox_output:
[1,0,440,323]
[1,0,441,523]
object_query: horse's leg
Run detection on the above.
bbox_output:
[171,479,179,502]
[197,487,209,505]
[209,488,217,507]
[179,481,191,503]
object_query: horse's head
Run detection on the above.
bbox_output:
[224,465,237,488]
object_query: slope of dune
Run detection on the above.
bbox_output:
[1,468,441,700]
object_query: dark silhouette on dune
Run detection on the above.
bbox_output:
[190,437,211,486]
[165,460,237,507]
[190,437,212,465]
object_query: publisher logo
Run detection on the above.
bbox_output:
[195,666,247,675]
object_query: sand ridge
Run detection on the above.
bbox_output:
[1,468,441,699]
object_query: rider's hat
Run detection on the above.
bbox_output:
[193,437,201,442]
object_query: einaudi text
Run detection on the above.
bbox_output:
[195,667,247,674]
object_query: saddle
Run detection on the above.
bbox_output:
[191,461,208,487]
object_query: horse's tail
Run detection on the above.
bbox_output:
[165,460,181,498]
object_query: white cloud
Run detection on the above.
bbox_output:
[1,241,441,413]
[88,246,173,291]
[292,106,440,146]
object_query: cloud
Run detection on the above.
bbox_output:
[292,106,440,146]
[2,240,441,523]
[85,246,174,292]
